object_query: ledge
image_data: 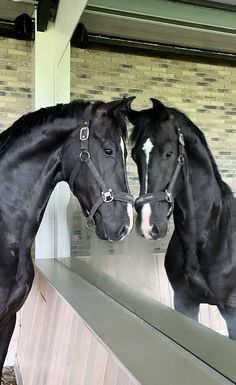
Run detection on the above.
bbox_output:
[35,259,234,385]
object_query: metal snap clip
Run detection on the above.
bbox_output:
[165,190,173,203]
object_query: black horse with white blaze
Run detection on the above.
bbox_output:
[0,97,135,379]
[129,98,236,340]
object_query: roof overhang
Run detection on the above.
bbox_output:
[80,0,236,56]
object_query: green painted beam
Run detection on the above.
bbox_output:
[86,0,236,33]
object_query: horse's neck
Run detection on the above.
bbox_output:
[0,124,71,249]
[174,136,223,244]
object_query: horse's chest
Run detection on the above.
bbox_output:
[185,243,236,304]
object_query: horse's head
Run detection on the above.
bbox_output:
[129,98,186,240]
[61,97,135,241]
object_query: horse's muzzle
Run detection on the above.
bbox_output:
[149,222,168,240]
[96,221,131,242]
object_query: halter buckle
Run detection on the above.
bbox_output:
[165,190,173,203]
[80,126,89,141]
[102,189,114,203]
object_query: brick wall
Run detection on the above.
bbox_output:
[71,45,236,195]
[0,37,33,132]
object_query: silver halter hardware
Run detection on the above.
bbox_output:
[80,124,89,141]
[165,190,173,203]
[102,189,114,203]
[86,218,95,229]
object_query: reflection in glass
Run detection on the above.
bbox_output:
[66,44,236,341]
[58,195,227,337]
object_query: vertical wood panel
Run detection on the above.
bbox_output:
[104,355,118,385]
[17,270,140,385]
[116,368,130,385]
[90,343,108,385]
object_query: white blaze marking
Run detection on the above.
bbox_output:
[120,137,125,162]
[142,138,153,193]
[140,138,153,238]
[126,203,133,235]
[141,203,152,239]
[120,138,133,235]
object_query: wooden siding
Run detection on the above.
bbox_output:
[16,270,140,385]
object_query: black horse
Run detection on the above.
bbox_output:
[0,97,135,378]
[129,98,236,340]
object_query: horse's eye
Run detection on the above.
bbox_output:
[165,151,173,158]
[104,148,113,156]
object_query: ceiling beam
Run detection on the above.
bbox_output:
[54,0,88,64]
[37,0,53,31]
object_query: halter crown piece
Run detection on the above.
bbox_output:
[135,126,186,217]
[68,120,134,228]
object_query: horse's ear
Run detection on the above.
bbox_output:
[127,109,139,125]
[99,96,136,115]
[121,96,136,114]
[150,98,169,121]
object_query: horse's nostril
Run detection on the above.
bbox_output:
[118,225,128,240]
[150,224,159,240]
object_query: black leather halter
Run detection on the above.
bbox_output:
[68,121,134,228]
[135,127,186,217]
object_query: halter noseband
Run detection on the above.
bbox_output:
[135,127,186,216]
[68,120,134,228]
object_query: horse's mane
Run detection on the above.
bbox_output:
[169,108,232,196]
[0,100,128,155]
[0,101,91,155]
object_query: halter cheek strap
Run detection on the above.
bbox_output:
[135,127,186,216]
[68,121,134,228]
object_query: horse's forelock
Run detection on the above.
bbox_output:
[130,112,153,147]
[92,102,128,141]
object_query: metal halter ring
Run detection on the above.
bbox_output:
[178,154,185,163]
[102,189,114,203]
[80,151,90,160]
[86,218,95,229]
